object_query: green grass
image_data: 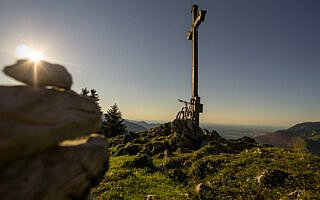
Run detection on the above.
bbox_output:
[91,155,189,200]
[92,147,320,199]
[200,148,320,199]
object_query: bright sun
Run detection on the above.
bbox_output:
[15,44,43,62]
[28,50,42,62]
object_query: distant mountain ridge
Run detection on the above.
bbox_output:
[285,122,320,137]
[101,115,160,133]
[123,119,160,132]
[255,122,320,155]
[123,120,147,132]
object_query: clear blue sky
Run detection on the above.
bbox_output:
[0,0,319,126]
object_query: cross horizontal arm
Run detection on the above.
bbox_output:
[186,9,207,40]
[193,10,207,28]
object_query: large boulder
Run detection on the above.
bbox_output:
[0,86,102,165]
[0,134,109,200]
[171,119,204,150]
[176,133,200,150]
[3,59,72,89]
[202,129,225,144]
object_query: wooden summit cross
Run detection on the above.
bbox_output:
[176,4,206,127]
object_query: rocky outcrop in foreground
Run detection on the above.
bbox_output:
[0,86,102,165]
[1,134,108,200]
[108,119,259,157]
[0,60,108,200]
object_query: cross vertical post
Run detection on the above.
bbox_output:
[175,4,206,127]
[191,5,199,99]
[187,4,206,127]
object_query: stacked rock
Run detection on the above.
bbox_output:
[3,59,72,89]
[0,60,108,200]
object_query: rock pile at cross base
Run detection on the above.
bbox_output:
[0,60,108,200]
[109,119,259,157]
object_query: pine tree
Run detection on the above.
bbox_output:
[81,87,90,96]
[81,88,101,111]
[90,89,99,103]
[102,103,127,137]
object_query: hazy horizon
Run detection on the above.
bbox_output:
[125,117,288,130]
[0,0,319,126]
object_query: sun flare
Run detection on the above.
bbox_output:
[15,44,43,62]
[28,50,42,62]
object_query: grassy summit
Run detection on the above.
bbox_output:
[91,123,320,199]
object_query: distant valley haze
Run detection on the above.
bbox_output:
[0,0,319,126]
